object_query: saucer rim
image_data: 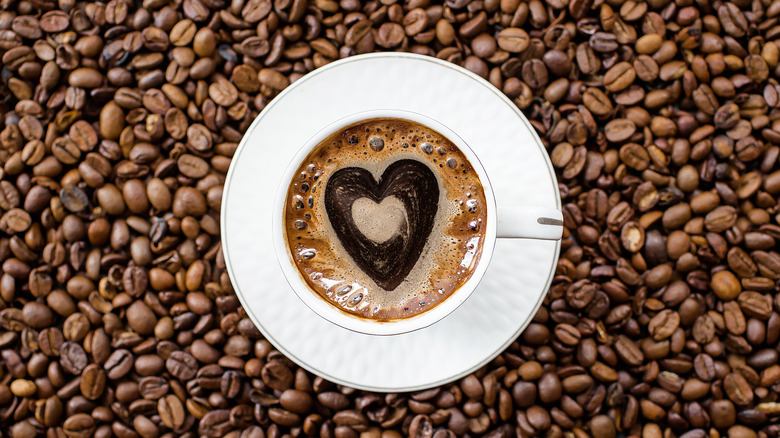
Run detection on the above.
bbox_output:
[221,52,561,392]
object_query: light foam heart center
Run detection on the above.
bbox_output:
[351,197,407,244]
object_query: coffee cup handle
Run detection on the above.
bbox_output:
[497,206,564,240]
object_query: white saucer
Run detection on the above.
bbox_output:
[221,53,561,392]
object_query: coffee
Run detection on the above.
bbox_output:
[283,118,488,320]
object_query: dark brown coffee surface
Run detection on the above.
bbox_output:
[284,118,488,320]
[3,0,780,436]
[324,159,440,291]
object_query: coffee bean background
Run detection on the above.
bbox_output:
[1,0,780,437]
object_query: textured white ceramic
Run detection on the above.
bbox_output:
[272,109,562,336]
[272,109,500,336]
[222,53,562,391]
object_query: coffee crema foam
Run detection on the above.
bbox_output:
[283,118,488,321]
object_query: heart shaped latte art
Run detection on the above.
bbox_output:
[324,159,439,291]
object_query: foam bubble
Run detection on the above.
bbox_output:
[369,136,384,151]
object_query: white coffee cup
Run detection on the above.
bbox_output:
[272,109,562,336]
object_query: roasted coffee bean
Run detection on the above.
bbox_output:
[262,361,294,391]
[63,413,96,438]
[724,373,754,406]
[158,394,186,428]
[648,310,679,341]
[166,350,198,380]
[711,270,741,301]
[104,349,134,380]
[80,364,106,400]
[60,342,88,375]
[199,409,231,437]
[280,389,314,414]
[139,376,169,399]
[498,28,530,53]
[126,299,156,333]
[615,335,643,366]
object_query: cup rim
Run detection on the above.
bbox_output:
[272,109,498,336]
